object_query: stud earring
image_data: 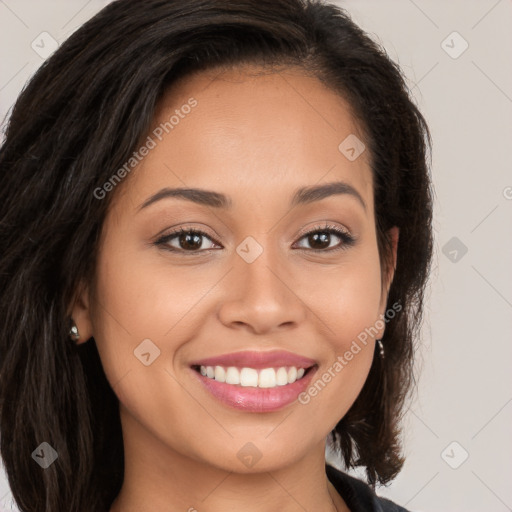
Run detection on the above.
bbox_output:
[377,339,385,359]
[69,319,80,342]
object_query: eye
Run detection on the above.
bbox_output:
[293,223,356,252]
[154,227,221,253]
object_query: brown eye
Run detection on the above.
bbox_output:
[294,225,356,252]
[155,228,220,253]
[177,231,203,251]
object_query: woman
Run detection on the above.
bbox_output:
[0,0,433,511]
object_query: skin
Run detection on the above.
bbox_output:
[72,64,398,512]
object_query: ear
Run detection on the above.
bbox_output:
[379,226,399,314]
[69,280,94,344]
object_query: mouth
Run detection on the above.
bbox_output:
[188,350,319,412]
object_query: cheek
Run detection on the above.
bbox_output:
[92,237,214,335]
[292,250,383,423]
[89,235,216,388]
[308,249,384,347]
[88,237,166,383]
[89,242,209,445]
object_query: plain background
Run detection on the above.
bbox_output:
[0,1,511,511]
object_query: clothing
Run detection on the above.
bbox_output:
[326,464,412,512]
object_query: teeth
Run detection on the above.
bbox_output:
[198,365,309,388]
[226,366,240,385]
[276,367,288,385]
[214,366,225,382]
[240,368,258,387]
[288,366,297,384]
[258,368,276,388]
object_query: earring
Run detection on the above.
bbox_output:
[377,339,385,359]
[69,319,80,342]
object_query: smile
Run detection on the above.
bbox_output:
[193,364,309,388]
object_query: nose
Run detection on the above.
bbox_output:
[217,240,307,335]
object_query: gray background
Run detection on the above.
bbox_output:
[1,1,511,511]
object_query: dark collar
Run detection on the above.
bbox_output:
[326,464,411,512]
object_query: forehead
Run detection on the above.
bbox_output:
[118,65,373,213]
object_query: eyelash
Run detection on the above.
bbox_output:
[154,223,356,255]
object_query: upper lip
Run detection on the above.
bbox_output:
[190,350,317,369]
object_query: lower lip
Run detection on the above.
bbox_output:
[191,366,318,413]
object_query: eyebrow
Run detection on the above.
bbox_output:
[138,181,367,212]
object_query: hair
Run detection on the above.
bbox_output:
[0,0,433,510]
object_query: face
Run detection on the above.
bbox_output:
[74,65,398,473]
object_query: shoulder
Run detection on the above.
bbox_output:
[326,463,413,512]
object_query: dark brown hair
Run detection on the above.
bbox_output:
[0,0,433,510]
